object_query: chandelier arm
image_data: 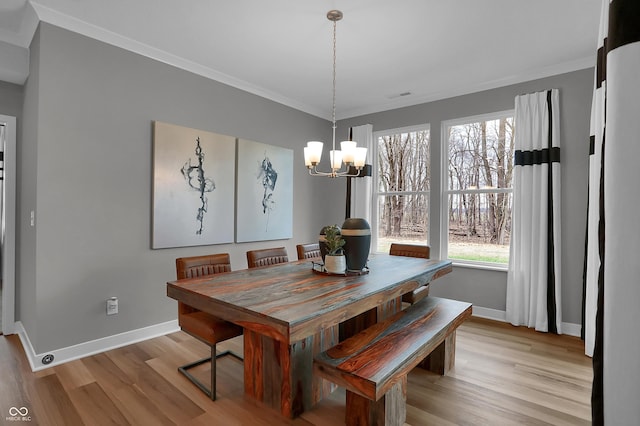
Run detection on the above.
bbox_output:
[308,165,361,178]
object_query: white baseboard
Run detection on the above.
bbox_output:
[472,306,507,322]
[560,322,582,338]
[15,320,180,372]
[471,306,582,337]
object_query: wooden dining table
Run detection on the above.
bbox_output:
[166,253,452,418]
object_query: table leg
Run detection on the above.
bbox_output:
[340,296,402,340]
[243,325,339,418]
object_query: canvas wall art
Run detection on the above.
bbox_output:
[236,139,293,242]
[152,121,235,249]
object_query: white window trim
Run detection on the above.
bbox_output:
[372,124,430,253]
[440,110,514,268]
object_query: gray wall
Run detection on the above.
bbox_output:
[20,23,345,353]
[0,80,23,119]
[339,68,593,325]
[20,25,40,345]
[0,40,29,86]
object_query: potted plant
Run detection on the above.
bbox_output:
[323,224,346,274]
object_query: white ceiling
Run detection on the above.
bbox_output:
[0,0,601,120]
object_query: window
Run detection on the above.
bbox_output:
[372,125,430,253]
[442,112,514,265]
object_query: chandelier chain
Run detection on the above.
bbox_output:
[331,18,338,143]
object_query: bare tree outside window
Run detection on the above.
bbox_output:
[445,114,514,264]
[374,127,430,252]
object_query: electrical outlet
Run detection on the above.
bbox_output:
[106,297,118,315]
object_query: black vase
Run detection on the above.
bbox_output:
[341,218,371,271]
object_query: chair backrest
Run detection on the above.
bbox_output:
[175,253,232,317]
[246,247,289,268]
[389,243,430,259]
[296,243,321,260]
[176,253,232,279]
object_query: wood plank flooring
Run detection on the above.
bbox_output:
[0,317,592,425]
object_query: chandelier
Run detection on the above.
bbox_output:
[304,10,367,178]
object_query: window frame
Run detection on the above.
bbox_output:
[440,109,514,269]
[371,124,431,253]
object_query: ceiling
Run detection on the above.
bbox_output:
[0,0,601,120]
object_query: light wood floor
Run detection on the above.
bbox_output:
[0,317,592,425]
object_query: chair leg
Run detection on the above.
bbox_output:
[178,353,214,399]
[178,344,244,401]
[210,347,243,400]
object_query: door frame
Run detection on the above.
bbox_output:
[1,114,16,335]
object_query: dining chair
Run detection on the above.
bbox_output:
[246,247,289,268]
[175,253,243,400]
[296,243,321,260]
[389,243,431,304]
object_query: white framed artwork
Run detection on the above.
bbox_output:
[152,121,235,249]
[236,139,293,242]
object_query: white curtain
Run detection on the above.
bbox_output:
[506,89,562,334]
[349,124,373,221]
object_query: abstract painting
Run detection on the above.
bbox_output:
[236,139,293,242]
[152,121,235,249]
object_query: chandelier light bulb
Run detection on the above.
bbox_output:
[330,150,343,169]
[340,141,357,164]
[306,141,323,166]
[354,147,367,168]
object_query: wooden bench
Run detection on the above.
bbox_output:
[313,296,472,426]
